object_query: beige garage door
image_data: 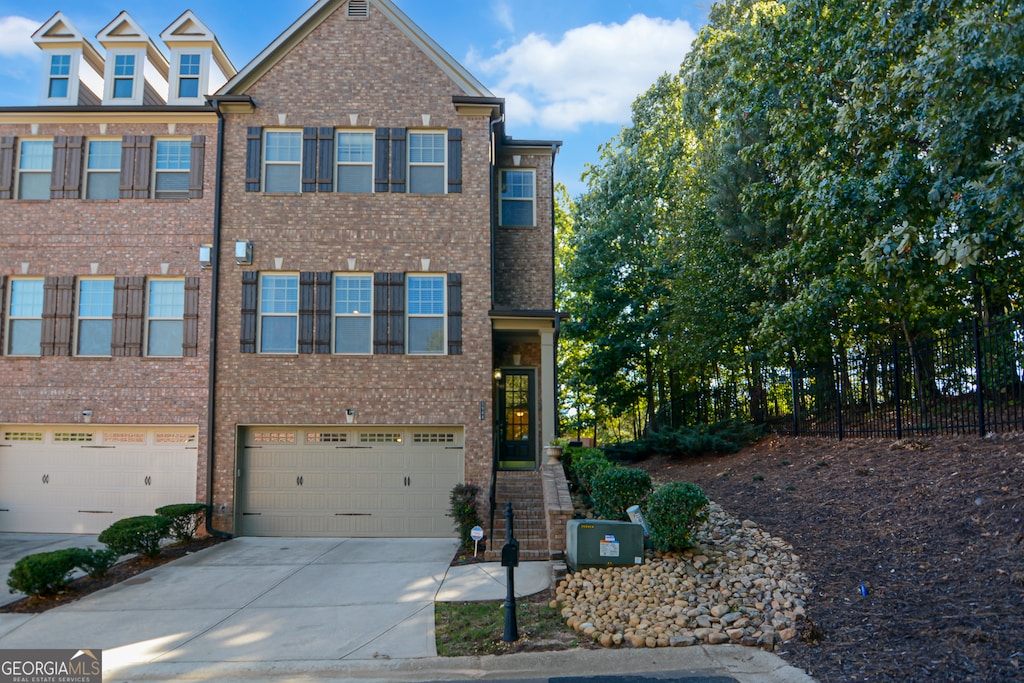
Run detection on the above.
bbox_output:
[239,427,464,537]
[0,426,199,534]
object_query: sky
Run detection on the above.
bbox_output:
[0,0,710,196]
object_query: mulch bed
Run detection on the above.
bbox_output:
[2,536,225,614]
[637,433,1024,683]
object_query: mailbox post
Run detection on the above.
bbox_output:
[501,501,519,642]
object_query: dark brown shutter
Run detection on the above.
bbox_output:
[112,277,129,356]
[0,136,14,199]
[183,276,200,357]
[132,135,152,198]
[373,272,389,354]
[374,128,390,193]
[120,135,136,198]
[50,136,68,199]
[189,135,205,198]
[447,273,462,355]
[317,127,334,192]
[0,276,5,354]
[301,127,318,193]
[245,127,262,192]
[388,272,405,355]
[390,127,406,193]
[125,277,145,356]
[41,276,58,356]
[447,128,462,194]
[298,271,315,353]
[240,271,258,353]
[64,136,83,199]
[42,276,74,356]
[315,271,332,354]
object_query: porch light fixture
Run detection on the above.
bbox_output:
[235,240,253,265]
[493,368,503,381]
[199,245,212,269]
[345,409,356,424]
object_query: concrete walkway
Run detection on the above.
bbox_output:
[0,535,815,682]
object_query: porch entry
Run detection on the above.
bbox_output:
[497,368,536,469]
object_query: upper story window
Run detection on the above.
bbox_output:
[111,54,136,100]
[147,279,184,357]
[85,140,121,200]
[7,278,44,356]
[48,54,71,99]
[153,139,191,199]
[336,132,373,193]
[263,131,301,193]
[259,274,299,353]
[408,132,445,194]
[334,274,372,354]
[177,54,201,99]
[77,278,114,356]
[17,140,53,200]
[500,169,536,227]
[406,274,445,354]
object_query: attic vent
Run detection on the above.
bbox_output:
[347,0,369,18]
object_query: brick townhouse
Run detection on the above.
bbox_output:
[0,0,561,545]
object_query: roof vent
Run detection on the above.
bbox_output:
[347,0,369,18]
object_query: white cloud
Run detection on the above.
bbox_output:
[492,0,514,33]
[0,16,41,59]
[471,15,696,132]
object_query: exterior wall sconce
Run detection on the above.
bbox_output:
[199,245,212,269]
[493,368,503,381]
[345,409,356,424]
[235,240,253,265]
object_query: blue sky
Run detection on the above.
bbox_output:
[0,0,710,196]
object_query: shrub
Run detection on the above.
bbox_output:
[98,515,173,558]
[590,467,653,521]
[645,482,710,551]
[448,483,483,551]
[74,548,120,578]
[566,447,616,496]
[155,503,210,541]
[6,549,81,596]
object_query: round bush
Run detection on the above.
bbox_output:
[590,467,652,520]
[645,482,710,551]
[98,515,173,558]
[567,448,616,495]
[155,503,211,541]
[6,549,82,596]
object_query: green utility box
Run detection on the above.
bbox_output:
[566,519,645,570]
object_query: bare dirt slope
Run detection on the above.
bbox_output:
[638,433,1024,683]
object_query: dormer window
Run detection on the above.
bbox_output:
[112,54,137,99]
[177,54,201,98]
[48,54,71,98]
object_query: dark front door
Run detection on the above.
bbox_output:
[498,369,535,469]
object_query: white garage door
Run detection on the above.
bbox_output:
[239,427,464,537]
[0,426,199,534]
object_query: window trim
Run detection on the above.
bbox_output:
[175,52,202,100]
[499,168,537,227]
[333,273,373,354]
[46,53,72,101]
[335,130,374,194]
[16,139,53,201]
[6,277,44,356]
[262,129,302,194]
[152,138,192,199]
[75,277,115,357]
[406,273,447,355]
[85,139,121,200]
[258,273,300,354]
[407,131,447,195]
[107,52,140,103]
[145,278,185,357]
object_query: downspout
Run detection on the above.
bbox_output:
[204,103,231,538]
[550,143,561,437]
[488,113,504,543]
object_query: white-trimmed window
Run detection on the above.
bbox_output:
[408,132,445,194]
[176,53,201,99]
[259,274,299,353]
[336,131,373,193]
[77,278,114,356]
[7,278,44,356]
[500,169,536,226]
[17,140,53,200]
[47,54,72,99]
[111,53,136,100]
[85,140,121,199]
[147,279,184,357]
[407,274,445,354]
[153,139,191,199]
[263,130,301,193]
[334,274,372,354]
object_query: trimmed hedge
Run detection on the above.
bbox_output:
[565,447,616,496]
[155,503,210,541]
[98,515,173,558]
[6,549,82,596]
[645,482,710,551]
[590,467,652,521]
[75,548,120,578]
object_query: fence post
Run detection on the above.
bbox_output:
[791,368,799,437]
[835,356,844,441]
[893,342,902,440]
[974,318,986,437]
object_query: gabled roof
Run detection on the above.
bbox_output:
[160,10,236,78]
[96,11,169,77]
[32,11,104,71]
[219,0,492,97]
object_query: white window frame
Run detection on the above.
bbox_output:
[335,131,374,193]
[85,139,121,200]
[152,138,191,199]
[76,278,114,357]
[46,53,72,101]
[262,130,302,194]
[499,169,536,227]
[258,273,299,354]
[333,274,372,354]
[176,52,202,100]
[17,139,53,201]
[406,274,446,355]
[407,131,446,195]
[7,278,44,356]
[105,51,143,104]
[146,278,185,357]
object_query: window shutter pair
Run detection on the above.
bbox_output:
[300,127,336,193]
[239,272,328,354]
[0,136,14,199]
[373,128,462,193]
[41,276,75,356]
[50,136,83,199]
[120,135,152,199]
[112,276,145,356]
[372,272,406,354]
